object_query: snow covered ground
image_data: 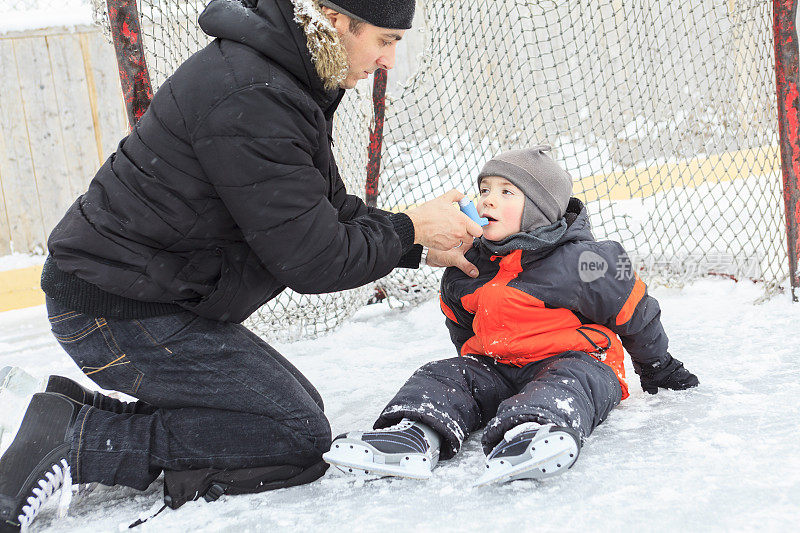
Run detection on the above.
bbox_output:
[0,253,45,272]
[0,278,798,532]
[0,1,92,34]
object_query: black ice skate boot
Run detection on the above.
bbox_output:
[45,375,155,416]
[323,419,441,479]
[45,375,96,405]
[474,422,581,487]
[0,392,81,532]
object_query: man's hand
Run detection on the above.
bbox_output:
[633,353,699,394]
[405,189,483,250]
[426,241,479,278]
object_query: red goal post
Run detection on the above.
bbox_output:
[774,0,800,301]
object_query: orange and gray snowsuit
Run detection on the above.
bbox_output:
[374,199,670,458]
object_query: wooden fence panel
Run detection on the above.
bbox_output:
[0,39,45,253]
[47,33,101,200]
[13,36,76,251]
[84,30,128,170]
[0,108,13,255]
[0,40,20,255]
[0,27,128,253]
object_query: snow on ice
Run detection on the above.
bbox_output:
[0,277,798,531]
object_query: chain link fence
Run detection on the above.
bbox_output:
[376,0,785,304]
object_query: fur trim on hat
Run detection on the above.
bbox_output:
[291,0,349,90]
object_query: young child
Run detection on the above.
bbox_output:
[323,146,699,485]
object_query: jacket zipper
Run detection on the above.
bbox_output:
[575,326,612,361]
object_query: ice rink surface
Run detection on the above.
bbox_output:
[1,278,798,532]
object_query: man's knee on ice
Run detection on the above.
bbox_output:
[304,411,332,457]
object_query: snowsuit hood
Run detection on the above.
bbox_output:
[200,0,348,96]
[477,197,594,262]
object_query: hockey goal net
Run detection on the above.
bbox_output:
[97,0,798,341]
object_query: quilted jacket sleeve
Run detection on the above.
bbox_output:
[192,85,412,294]
[575,241,670,367]
[316,126,422,268]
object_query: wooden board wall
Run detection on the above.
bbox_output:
[0,25,128,254]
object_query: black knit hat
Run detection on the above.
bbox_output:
[319,0,415,30]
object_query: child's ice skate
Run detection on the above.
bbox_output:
[474,422,580,487]
[322,419,440,480]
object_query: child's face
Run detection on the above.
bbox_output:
[478,176,525,241]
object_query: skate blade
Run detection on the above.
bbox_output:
[473,439,578,487]
[322,446,433,480]
[330,464,384,480]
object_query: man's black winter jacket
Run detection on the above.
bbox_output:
[43,0,417,322]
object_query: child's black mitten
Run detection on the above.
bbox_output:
[633,353,699,394]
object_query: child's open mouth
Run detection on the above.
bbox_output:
[484,216,497,222]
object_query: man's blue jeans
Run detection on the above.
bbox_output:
[45,297,331,490]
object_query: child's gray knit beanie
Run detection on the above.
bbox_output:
[477,145,573,232]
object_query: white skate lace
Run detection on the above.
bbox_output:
[18,459,71,527]
[502,422,545,442]
[376,418,415,432]
[362,419,435,456]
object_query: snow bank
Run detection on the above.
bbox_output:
[0,253,44,271]
[0,2,93,34]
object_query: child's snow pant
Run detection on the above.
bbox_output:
[45,297,331,503]
[374,351,623,459]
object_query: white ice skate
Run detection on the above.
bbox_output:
[474,423,580,487]
[322,419,440,480]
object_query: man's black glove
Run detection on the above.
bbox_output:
[633,353,699,394]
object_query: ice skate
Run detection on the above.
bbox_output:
[0,393,81,532]
[474,423,580,487]
[323,419,440,480]
[44,375,96,405]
